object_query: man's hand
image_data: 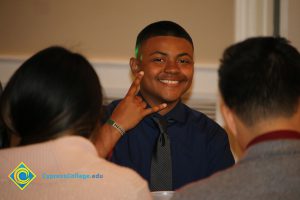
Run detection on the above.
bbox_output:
[94,71,167,158]
[110,71,167,131]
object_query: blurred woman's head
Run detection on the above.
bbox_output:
[0,46,103,145]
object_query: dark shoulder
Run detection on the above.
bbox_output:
[183,104,225,134]
[183,104,214,124]
[101,99,122,122]
[107,99,122,109]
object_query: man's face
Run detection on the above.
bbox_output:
[132,36,194,107]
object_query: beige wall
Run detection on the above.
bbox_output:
[287,0,300,51]
[0,0,234,64]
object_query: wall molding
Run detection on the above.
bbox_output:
[0,56,219,100]
[0,57,222,123]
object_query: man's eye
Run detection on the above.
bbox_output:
[152,58,164,62]
[178,59,190,64]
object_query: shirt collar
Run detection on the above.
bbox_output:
[138,92,187,125]
[163,101,186,123]
[246,130,300,149]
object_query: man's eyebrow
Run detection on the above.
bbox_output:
[177,53,193,59]
[149,51,193,59]
[149,51,168,56]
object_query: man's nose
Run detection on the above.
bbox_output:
[164,60,180,74]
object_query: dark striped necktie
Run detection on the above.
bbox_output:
[150,116,173,191]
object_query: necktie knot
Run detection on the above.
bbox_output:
[152,117,169,146]
[152,117,167,132]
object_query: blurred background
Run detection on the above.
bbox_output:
[0,0,299,160]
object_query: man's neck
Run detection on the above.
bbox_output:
[158,100,179,116]
[139,93,180,116]
[239,113,300,151]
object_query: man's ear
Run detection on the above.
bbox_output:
[220,98,238,137]
[130,57,140,74]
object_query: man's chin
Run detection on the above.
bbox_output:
[140,90,183,105]
[160,96,181,104]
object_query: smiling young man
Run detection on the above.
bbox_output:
[130,35,194,114]
[102,21,234,191]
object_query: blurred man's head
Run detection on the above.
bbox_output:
[218,37,300,148]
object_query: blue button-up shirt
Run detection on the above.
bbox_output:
[104,99,234,190]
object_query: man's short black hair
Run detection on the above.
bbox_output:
[219,37,300,126]
[135,20,193,57]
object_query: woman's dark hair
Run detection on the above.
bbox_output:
[0,46,103,145]
[0,82,10,148]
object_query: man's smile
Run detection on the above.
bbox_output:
[159,79,180,85]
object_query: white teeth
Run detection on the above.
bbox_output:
[160,80,179,85]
